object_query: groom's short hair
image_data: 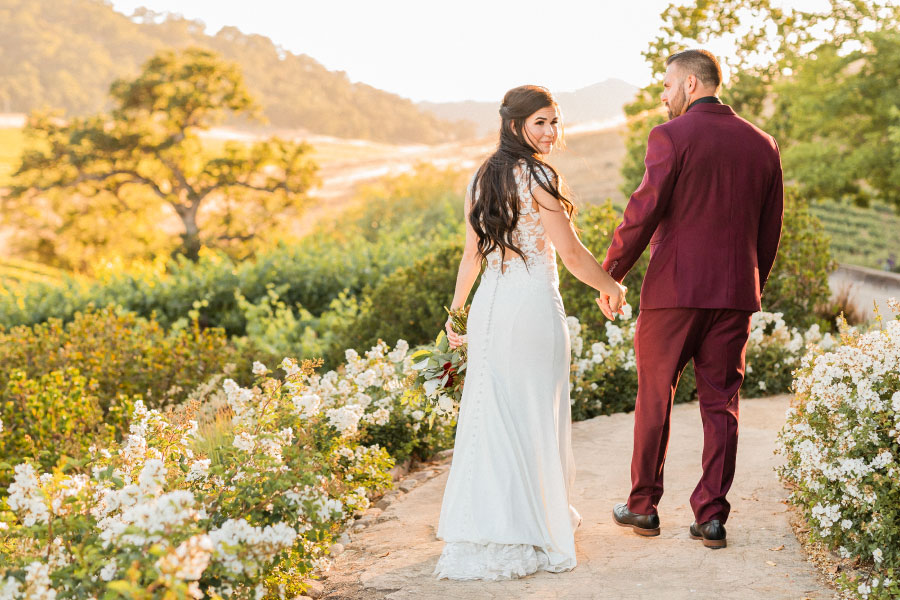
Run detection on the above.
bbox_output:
[666,49,722,90]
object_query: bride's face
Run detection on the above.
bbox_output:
[521,106,559,155]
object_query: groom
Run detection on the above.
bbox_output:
[597,49,784,548]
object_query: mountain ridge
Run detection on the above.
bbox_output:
[0,0,470,143]
[419,78,639,137]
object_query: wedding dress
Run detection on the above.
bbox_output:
[434,164,580,580]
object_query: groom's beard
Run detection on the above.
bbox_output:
[666,88,687,120]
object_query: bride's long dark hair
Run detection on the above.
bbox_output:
[469,85,575,265]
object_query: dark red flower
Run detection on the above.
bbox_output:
[442,361,456,387]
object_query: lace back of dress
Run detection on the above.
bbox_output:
[476,165,556,275]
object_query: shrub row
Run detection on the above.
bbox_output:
[778,301,900,600]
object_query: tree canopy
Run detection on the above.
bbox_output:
[3,47,318,267]
[621,0,900,211]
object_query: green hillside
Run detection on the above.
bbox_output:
[811,200,900,270]
[0,258,70,291]
[0,0,471,143]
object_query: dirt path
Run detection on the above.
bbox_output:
[320,396,835,600]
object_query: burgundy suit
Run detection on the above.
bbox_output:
[602,102,783,524]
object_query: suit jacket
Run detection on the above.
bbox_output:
[602,103,784,312]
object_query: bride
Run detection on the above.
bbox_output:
[435,85,627,581]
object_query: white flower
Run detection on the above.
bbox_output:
[411,410,425,421]
[209,519,297,575]
[370,407,390,426]
[437,395,455,414]
[354,369,378,389]
[566,316,581,337]
[186,459,211,483]
[605,322,624,347]
[233,432,256,453]
[292,392,322,418]
[0,577,21,600]
[252,361,268,376]
[571,335,584,357]
[156,534,213,580]
[326,405,365,437]
[99,559,118,582]
[97,490,197,548]
[0,417,3,435]
[280,357,301,377]
[138,459,166,496]
[23,562,55,600]
[873,548,883,564]
[7,464,49,527]
[388,340,409,363]
[423,379,441,399]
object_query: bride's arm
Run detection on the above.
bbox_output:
[533,186,626,319]
[446,188,482,346]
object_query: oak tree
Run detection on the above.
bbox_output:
[4,47,318,267]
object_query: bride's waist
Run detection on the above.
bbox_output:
[480,264,559,288]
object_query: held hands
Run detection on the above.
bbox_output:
[595,281,628,321]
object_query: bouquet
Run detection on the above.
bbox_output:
[410,306,469,415]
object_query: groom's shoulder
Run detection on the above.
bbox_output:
[657,108,777,150]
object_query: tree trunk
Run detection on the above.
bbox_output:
[178,204,202,261]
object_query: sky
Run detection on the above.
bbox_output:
[109,0,830,103]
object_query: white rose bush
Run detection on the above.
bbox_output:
[566,306,645,420]
[0,337,455,599]
[0,277,877,599]
[777,299,900,600]
[744,311,838,398]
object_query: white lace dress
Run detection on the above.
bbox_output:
[434,164,580,581]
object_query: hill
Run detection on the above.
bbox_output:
[0,0,472,143]
[420,79,639,137]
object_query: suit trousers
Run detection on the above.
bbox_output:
[626,307,752,524]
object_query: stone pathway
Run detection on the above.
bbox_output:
[321,396,836,600]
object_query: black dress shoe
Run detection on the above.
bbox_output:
[613,503,660,536]
[689,520,727,548]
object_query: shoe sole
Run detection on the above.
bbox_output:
[613,511,660,537]
[689,532,727,548]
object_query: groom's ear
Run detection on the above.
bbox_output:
[684,73,698,95]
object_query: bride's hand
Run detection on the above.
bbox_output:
[445,317,463,349]
[595,282,627,320]
[595,294,614,320]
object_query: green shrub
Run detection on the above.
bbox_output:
[324,240,467,367]
[777,303,900,600]
[0,166,468,336]
[359,392,457,463]
[763,187,836,327]
[0,307,244,409]
[0,361,396,598]
[0,368,135,480]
